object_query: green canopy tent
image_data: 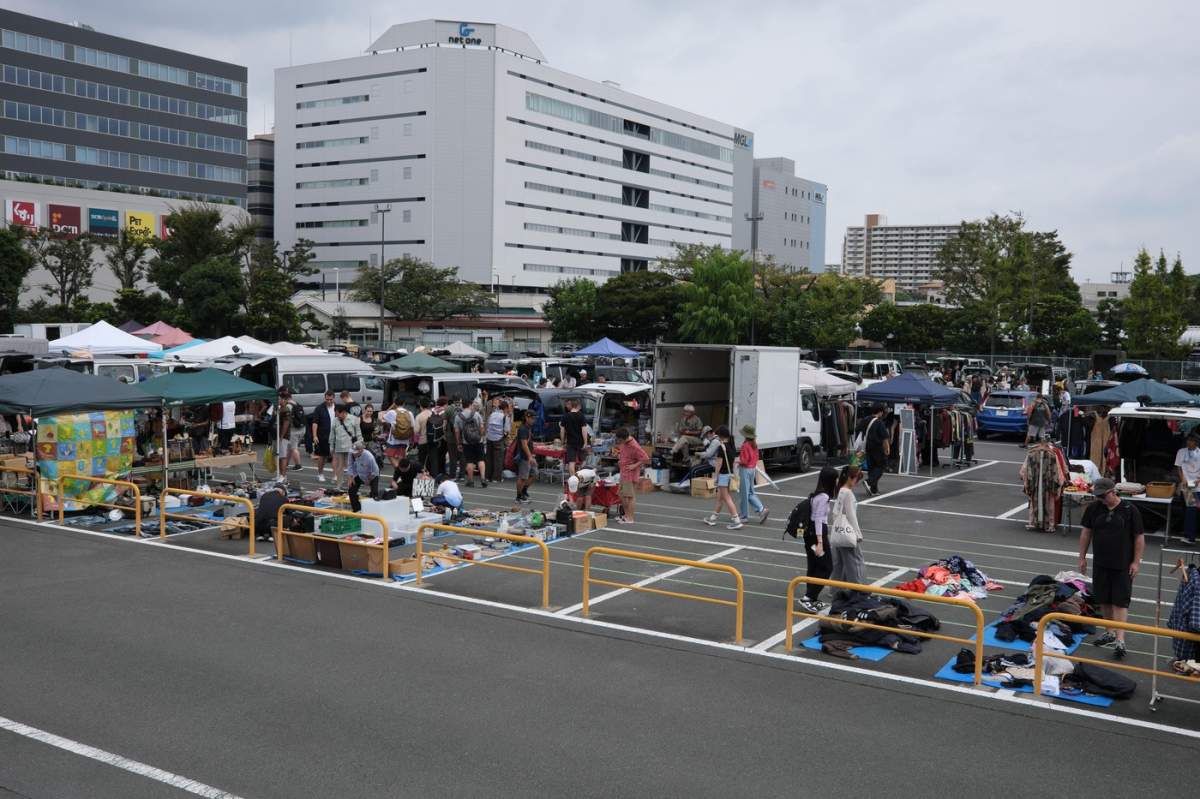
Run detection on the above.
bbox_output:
[377,352,460,373]
[0,368,153,415]
[1072,378,1198,407]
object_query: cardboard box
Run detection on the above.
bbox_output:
[455,544,484,560]
[339,542,386,574]
[690,477,716,498]
[389,556,433,576]
[591,512,608,529]
[282,532,316,562]
[636,477,656,493]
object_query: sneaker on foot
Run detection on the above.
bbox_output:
[290,464,303,471]
[1092,631,1118,648]
[1114,641,1127,660]
[727,517,744,530]
[797,597,822,614]
[481,480,489,488]
[703,514,718,526]
[316,474,326,483]
[617,517,635,525]
[758,508,770,525]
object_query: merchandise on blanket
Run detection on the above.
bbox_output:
[895,554,1004,600]
[1064,662,1136,699]
[1168,564,1200,661]
[817,593,939,654]
[994,574,1097,644]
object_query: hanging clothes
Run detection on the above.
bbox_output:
[1089,412,1110,472]
[1169,565,1200,662]
[1104,424,1121,480]
[1020,442,1068,532]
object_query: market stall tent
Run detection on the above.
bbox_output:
[133,321,194,348]
[117,320,145,333]
[166,336,279,363]
[138,368,277,406]
[377,352,460,373]
[270,341,326,355]
[1071,378,1198,407]
[48,320,163,356]
[574,337,639,359]
[151,339,208,361]
[0,368,153,415]
[442,340,487,358]
[856,372,962,406]
[797,367,857,398]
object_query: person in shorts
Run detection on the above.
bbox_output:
[1079,477,1145,660]
[559,398,589,475]
[615,426,649,524]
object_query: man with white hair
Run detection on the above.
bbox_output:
[670,403,705,459]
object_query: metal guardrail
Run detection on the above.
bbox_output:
[581,547,745,643]
[784,576,987,686]
[275,504,391,578]
[414,522,550,609]
[160,488,256,556]
[1033,612,1200,697]
[0,465,43,520]
[56,475,142,537]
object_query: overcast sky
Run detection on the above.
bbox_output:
[22,0,1200,281]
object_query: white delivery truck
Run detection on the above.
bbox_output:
[652,344,822,471]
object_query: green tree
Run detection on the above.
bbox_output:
[242,240,317,341]
[100,229,149,291]
[0,225,34,331]
[595,270,682,343]
[350,256,493,321]
[1030,295,1102,357]
[1168,252,1189,309]
[542,278,599,342]
[859,303,911,348]
[674,246,755,344]
[148,204,255,303]
[760,270,881,349]
[1124,247,1186,359]
[35,231,95,311]
[942,303,994,353]
[328,307,351,340]
[1096,297,1126,349]
[176,256,247,337]
[902,304,950,352]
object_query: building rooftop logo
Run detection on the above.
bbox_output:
[459,22,475,37]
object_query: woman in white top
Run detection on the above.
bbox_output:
[829,464,866,587]
[799,465,839,613]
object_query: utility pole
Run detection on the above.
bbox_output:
[374,203,391,347]
[745,212,764,345]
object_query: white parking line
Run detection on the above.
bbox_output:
[861,461,998,506]
[0,714,244,798]
[996,502,1029,520]
[865,503,1026,522]
[750,567,910,652]
[555,545,743,616]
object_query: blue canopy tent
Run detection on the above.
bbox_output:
[574,337,639,359]
[150,338,208,361]
[857,373,963,475]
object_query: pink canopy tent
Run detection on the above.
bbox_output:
[133,321,194,348]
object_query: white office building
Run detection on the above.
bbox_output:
[274,20,754,309]
[840,213,961,293]
[749,157,825,272]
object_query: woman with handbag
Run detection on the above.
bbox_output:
[829,465,866,587]
[799,465,839,613]
[703,426,741,528]
[736,425,769,526]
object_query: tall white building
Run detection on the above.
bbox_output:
[274,20,755,308]
[840,213,961,293]
[749,157,825,272]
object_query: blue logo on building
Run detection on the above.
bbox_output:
[459,23,475,37]
[448,22,481,45]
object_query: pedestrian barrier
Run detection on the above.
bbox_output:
[414,523,551,609]
[0,465,43,520]
[581,547,745,643]
[56,475,142,537]
[274,504,390,578]
[1033,612,1200,697]
[159,488,256,555]
[785,576,987,686]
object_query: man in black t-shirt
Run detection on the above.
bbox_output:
[1079,477,1145,660]
[863,406,890,496]
[559,398,590,477]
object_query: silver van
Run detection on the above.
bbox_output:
[368,371,524,411]
[210,354,382,410]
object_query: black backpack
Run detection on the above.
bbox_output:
[783,495,813,541]
[426,412,446,445]
[290,401,306,431]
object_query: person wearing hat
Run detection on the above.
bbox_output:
[736,424,769,527]
[615,426,649,524]
[345,439,379,513]
[670,403,706,460]
[673,426,719,488]
[1079,477,1145,660]
[1176,433,1200,545]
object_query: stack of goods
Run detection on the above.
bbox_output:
[1064,474,1092,493]
[994,574,1096,646]
[949,648,1135,698]
[817,593,941,656]
[1115,481,1144,496]
[895,555,1004,601]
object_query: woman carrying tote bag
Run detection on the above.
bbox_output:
[829,464,866,587]
[703,426,742,529]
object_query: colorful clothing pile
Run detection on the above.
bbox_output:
[1020,441,1068,532]
[896,555,1003,601]
[995,575,1097,646]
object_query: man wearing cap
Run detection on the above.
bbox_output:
[670,404,705,459]
[1079,477,1145,659]
[1176,434,1200,545]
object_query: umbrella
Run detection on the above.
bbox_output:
[1109,362,1148,376]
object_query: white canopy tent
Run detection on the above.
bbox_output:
[442,340,487,358]
[170,336,280,362]
[48,320,162,356]
[798,368,858,398]
[237,335,283,354]
[270,341,326,355]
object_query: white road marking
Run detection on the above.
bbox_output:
[769,470,817,484]
[555,545,743,616]
[0,714,244,798]
[750,567,910,652]
[997,502,1029,520]
[864,503,1028,522]
[861,461,998,506]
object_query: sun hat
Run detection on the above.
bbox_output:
[740,424,756,439]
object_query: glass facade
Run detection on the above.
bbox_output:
[2,134,245,184]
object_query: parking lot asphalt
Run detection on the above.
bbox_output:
[3,436,1200,796]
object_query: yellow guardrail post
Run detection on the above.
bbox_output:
[275,503,390,578]
[0,465,44,520]
[784,576,986,686]
[581,546,745,643]
[413,522,551,609]
[56,474,142,537]
[1033,612,1200,697]
[159,488,256,556]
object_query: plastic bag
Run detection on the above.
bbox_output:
[263,447,276,475]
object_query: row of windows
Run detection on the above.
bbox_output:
[3,169,245,206]
[525,93,733,164]
[649,167,729,192]
[1,63,245,126]
[509,159,731,208]
[648,203,731,223]
[309,260,368,269]
[2,99,246,155]
[783,238,809,249]
[295,195,424,208]
[297,94,369,109]
[296,219,368,228]
[296,110,425,129]
[507,242,662,260]
[523,263,617,277]
[524,222,620,241]
[784,212,812,224]
[524,181,620,205]
[1,28,244,96]
[525,138,730,191]
[504,201,730,239]
[296,178,369,189]
[297,136,368,149]
[2,135,245,184]
[296,67,426,88]
[247,158,274,170]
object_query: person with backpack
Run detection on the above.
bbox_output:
[413,397,433,474]
[786,466,838,613]
[276,388,305,478]
[383,401,416,469]
[454,399,488,488]
[424,398,448,476]
[443,397,463,480]
[703,425,741,528]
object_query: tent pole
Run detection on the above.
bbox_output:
[161,402,168,496]
[929,409,934,477]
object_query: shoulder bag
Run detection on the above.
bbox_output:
[828,496,859,548]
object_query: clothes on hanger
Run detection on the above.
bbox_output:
[1020,441,1068,532]
[1169,563,1200,662]
[1089,412,1110,473]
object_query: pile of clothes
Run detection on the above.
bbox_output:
[994,573,1096,646]
[817,592,940,658]
[951,648,1135,698]
[895,555,1004,601]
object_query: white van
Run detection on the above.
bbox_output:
[209,354,381,410]
[34,356,179,384]
[367,371,525,410]
[833,359,902,387]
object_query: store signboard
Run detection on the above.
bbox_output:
[7,200,39,230]
[88,207,120,237]
[126,210,155,238]
[48,204,82,237]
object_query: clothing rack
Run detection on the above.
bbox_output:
[1152,545,1200,711]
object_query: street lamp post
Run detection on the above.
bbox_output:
[745,212,764,345]
[374,203,392,347]
[334,267,341,302]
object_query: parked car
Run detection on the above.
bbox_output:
[976,390,1038,438]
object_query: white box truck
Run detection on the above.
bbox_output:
[652,344,822,471]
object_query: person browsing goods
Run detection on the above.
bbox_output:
[1079,477,1145,660]
[1176,434,1200,545]
[615,427,649,525]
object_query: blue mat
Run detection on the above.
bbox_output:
[933,656,1113,707]
[971,620,1086,654]
[801,635,893,661]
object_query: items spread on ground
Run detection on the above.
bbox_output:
[895,555,1003,601]
[816,593,941,655]
[993,574,1096,647]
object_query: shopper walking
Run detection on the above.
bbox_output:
[829,465,866,587]
[454,400,488,488]
[736,425,769,525]
[703,426,740,528]
[1079,478,1145,660]
[310,390,337,483]
[862,405,889,496]
[615,427,649,524]
[486,398,510,483]
[1024,394,1052,448]
[798,465,839,612]
[331,404,363,489]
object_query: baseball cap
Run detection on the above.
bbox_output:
[1092,477,1116,497]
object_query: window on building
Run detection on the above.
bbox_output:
[402,166,412,179]
[402,209,411,223]
[402,122,412,136]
